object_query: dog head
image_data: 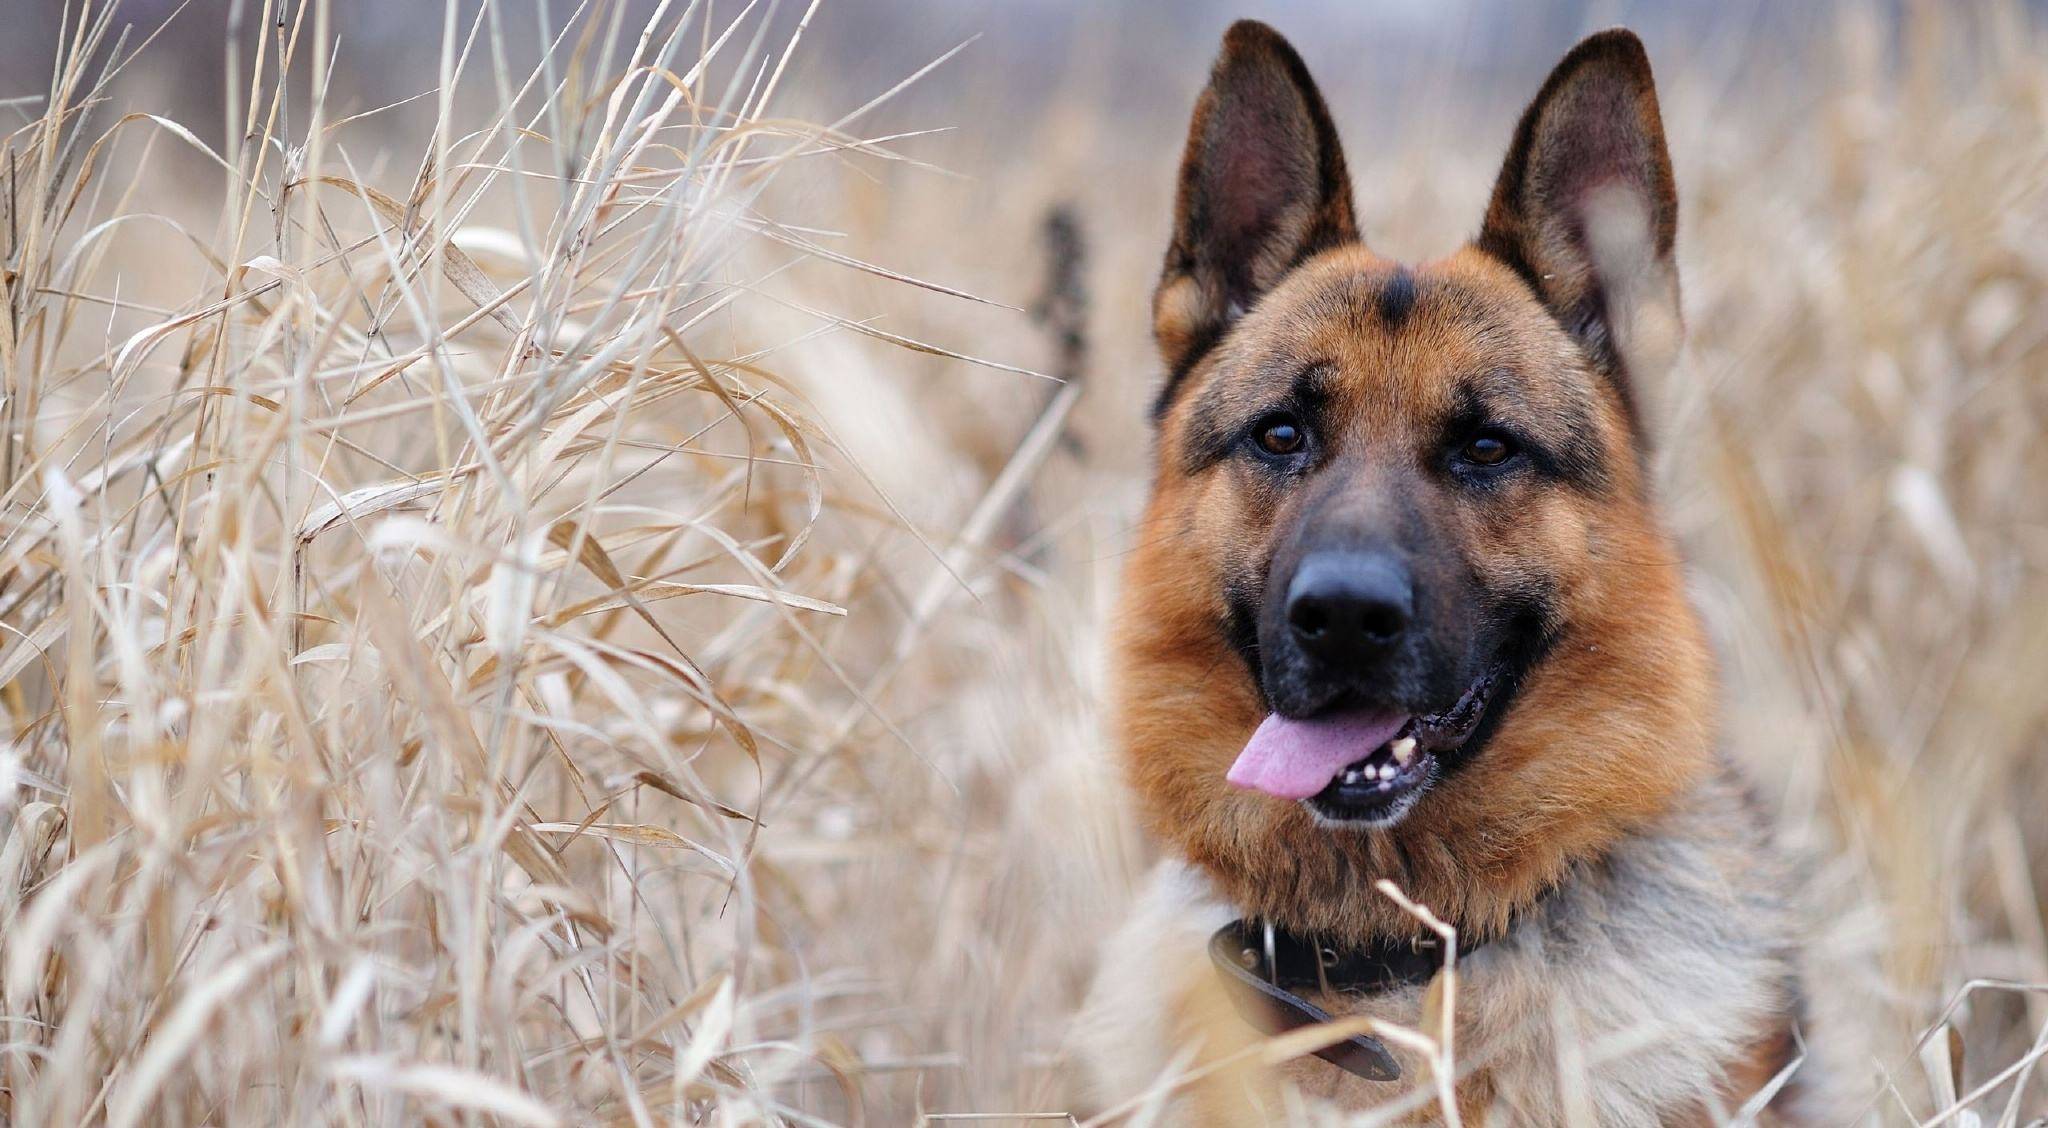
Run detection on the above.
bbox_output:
[1113,22,1717,942]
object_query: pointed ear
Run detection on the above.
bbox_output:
[1477,29,1681,431]
[1154,21,1358,403]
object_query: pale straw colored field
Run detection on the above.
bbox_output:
[0,1,2043,1124]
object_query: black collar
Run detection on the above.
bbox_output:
[1208,918,1486,1082]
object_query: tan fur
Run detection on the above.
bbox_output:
[1121,246,1714,948]
[1081,772,1854,1124]
[1080,21,1848,1125]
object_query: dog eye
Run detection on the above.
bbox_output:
[1458,432,1516,466]
[1254,415,1307,456]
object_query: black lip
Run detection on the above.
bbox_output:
[1306,747,1437,824]
[1434,611,1554,778]
[1303,655,1530,826]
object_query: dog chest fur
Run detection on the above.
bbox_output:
[1076,767,1852,1124]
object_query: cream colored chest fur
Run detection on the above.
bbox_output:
[1075,785,1855,1125]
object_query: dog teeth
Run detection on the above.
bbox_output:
[1390,737,1416,766]
[1342,756,1410,790]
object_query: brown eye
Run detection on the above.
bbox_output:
[1460,433,1514,466]
[1256,416,1306,456]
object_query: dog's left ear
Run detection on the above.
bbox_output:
[1478,29,1680,429]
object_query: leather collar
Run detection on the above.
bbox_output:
[1208,918,1485,1082]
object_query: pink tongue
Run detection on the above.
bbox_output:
[1226,710,1410,800]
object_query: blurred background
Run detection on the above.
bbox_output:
[2,0,2045,1122]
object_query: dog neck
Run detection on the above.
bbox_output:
[1206,914,1494,1082]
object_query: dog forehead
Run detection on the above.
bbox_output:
[1234,251,1574,417]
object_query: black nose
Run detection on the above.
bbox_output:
[1285,550,1413,662]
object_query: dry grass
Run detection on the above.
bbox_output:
[0,0,2043,1124]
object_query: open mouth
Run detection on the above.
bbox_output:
[1226,671,1506,828]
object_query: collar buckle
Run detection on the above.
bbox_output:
[1207,920,1405,1082]
[1206,916,1492,1084]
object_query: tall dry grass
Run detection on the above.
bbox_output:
[0,0,2044,1125]
[0,1,1033,1122]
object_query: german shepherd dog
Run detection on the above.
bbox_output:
[1078,22,1853,1125]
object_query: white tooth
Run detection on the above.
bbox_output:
[1343,769,1362,786]
[1379,763,1396,780]
[1377,780,1392,791]
[1391,737,1417,766]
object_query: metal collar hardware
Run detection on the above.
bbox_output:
[1206,917,1480,1083]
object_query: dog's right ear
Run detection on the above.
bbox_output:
[1153,21,1357,410]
